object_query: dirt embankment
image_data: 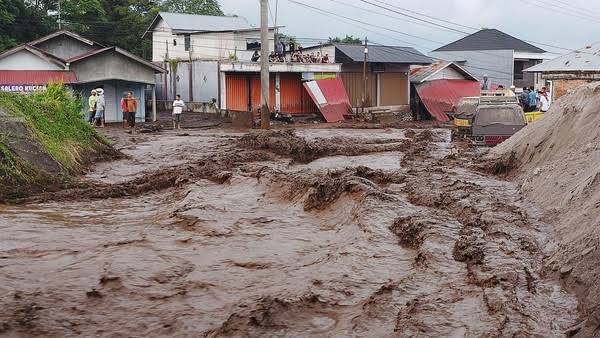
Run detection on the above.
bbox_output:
[489,82,600,337]
[0,88,118,202]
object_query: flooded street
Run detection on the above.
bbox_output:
[0,127,578,337]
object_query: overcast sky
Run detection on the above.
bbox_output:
[219,0,600,55]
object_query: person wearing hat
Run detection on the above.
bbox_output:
[88,90,97,125]
[94,88,105,128]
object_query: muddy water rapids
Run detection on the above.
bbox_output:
[0,127,579,337]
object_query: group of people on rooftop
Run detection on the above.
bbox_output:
[250,40,332,64]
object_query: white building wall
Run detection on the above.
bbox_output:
[151,18,275,62]
[0,50,62,70]
[429,49,514,87]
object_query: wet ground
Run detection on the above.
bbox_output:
[0,126,579,337]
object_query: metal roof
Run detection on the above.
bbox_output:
[410,61,477,83]
[334,44,432,64]
[28,30,103,48]
[525,43,600,73]
[0,44,67,68]
[415,79,480,122]
[434,29,545,53]
[0,70,77,85]
[144,12,257,37]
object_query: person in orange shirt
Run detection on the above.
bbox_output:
[126,92,138,132]
[120,93,128,128]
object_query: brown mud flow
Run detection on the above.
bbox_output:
[0,128,578,336]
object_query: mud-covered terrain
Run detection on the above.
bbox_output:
[0,127,579,337]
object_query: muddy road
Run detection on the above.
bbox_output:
[0,127,578,337]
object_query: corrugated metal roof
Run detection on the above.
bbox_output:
[410,61,477,83]
[334,44,432,64]
[415,79,481,122]
[66,47,165,73]
[525,43,600,72]
[156,12,255,33]
[303,78,352,122]
[0,70,77,85]
[434,29,545,53]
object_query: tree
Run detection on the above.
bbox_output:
[275,33,296,44]
[161,0,223,15]
[0,0,54,52]
[329,35,362,44]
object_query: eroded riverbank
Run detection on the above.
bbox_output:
[0,127,578,337]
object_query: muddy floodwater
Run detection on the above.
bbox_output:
[0,127,578,337]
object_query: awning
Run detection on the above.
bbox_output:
[0,70,77,85]
[415,79,480,122]
[303,77,352,123]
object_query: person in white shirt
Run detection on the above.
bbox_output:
[172,94,185,130]
[539,92,550,112]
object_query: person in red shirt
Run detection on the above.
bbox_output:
[120,93,128,128]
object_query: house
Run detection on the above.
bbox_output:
[409,61,480,121]
[0,30,164,122]
[430,29,553,89]
[525,43,600,99]
[144,12,278,103]
[333,44,432,109]
[144,12,276,63]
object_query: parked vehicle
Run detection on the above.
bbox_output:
[452,93,527,146]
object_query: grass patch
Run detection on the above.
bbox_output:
[0,84,115,201]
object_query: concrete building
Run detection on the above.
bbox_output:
[430,29,553,89]
[525,43,600,99]
[144,12,276,62]
[0,30,164,122]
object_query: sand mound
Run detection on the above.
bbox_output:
[489,82,600,337]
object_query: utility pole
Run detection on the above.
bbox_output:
[58,0,62,29]
[189,46,193,102]
[362,37,368,112]
[260,0,270,129]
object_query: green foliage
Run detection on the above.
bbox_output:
[0,84,102,172]
[160,0,223,15]
[329,35,363,44]
[0,0,55,51]
[0,0,226,58]
[276,33,297,44]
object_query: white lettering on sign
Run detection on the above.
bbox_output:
[0,85,47,93]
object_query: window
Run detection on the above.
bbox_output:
[514,61,525,80]
[184,34,191,51]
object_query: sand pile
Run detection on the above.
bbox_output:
[489,82,600,337]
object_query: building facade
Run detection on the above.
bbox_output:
[430,29,553,89]
[0,31,164,123]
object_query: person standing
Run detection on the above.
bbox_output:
[126,92,138,132]
[172,94,185,130]
[519,87,530,111]
[481,74,489,91]
[95,88,105,128]
[88,90,97,125]
[120,93,128,128]
[539,91,550,112]
[528,86,538,112]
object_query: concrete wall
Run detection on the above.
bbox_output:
[155,60,219,102]
[430,49,514,87]
[552,79,594,99]
[0,50,62,70]
[35,35,97,60]
[76,80,146,123]
[151,17,274,62]
[70,50,156,84]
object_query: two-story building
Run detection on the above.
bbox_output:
[430,29,554,89]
